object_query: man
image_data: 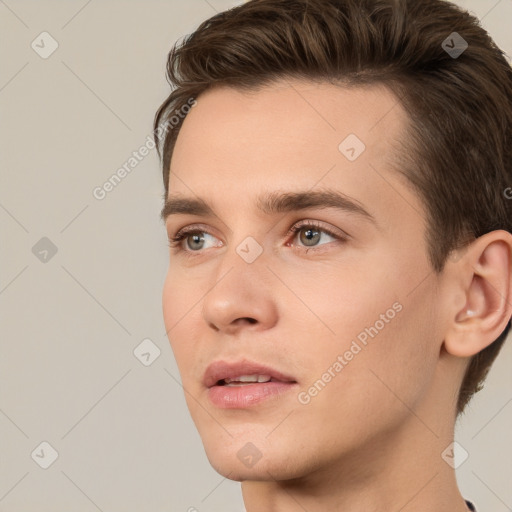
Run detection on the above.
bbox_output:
[154,1,512,510]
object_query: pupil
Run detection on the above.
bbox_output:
[301,228,320,246]
[188,233,204,250]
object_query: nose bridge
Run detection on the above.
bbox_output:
[216,214,268,277]
[210,233,268,301]
[201,233,277,332]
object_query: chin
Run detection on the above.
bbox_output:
[201,436,312,483]
[205,453,281,482]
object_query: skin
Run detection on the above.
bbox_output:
[161,79,512,512]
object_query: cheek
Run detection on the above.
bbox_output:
[162,265,205,331]
[162,269,203,372]
[289,255,439,413]
[274,258,396,349]
[291,297,437,458]
[353,289,438,412]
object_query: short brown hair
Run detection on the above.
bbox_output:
[154,0,512,415]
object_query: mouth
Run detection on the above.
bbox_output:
[204,360,298,409]
[217,375,283,386]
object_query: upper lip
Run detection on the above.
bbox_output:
[203,359,297,388]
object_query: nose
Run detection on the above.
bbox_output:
[201,245,279,335]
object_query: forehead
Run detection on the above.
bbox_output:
[170,78,408,172]
[167,78,418,224]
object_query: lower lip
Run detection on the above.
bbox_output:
[207,381,297,408]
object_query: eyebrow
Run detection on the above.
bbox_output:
[161,189,376,226]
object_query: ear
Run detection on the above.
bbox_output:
[444,230,512,358]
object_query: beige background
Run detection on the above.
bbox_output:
[1,0,511,510]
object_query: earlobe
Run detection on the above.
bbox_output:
[444,230,512,358]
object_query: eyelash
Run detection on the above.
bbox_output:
[167,220,347,257]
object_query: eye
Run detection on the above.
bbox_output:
[286,220,345,249]
[168,226,221,252]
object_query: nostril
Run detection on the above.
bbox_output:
[237,317,257,325]
[208,322,220,331]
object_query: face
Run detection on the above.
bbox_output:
[162,79,447,481]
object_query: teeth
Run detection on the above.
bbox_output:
[224,375,272,384]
